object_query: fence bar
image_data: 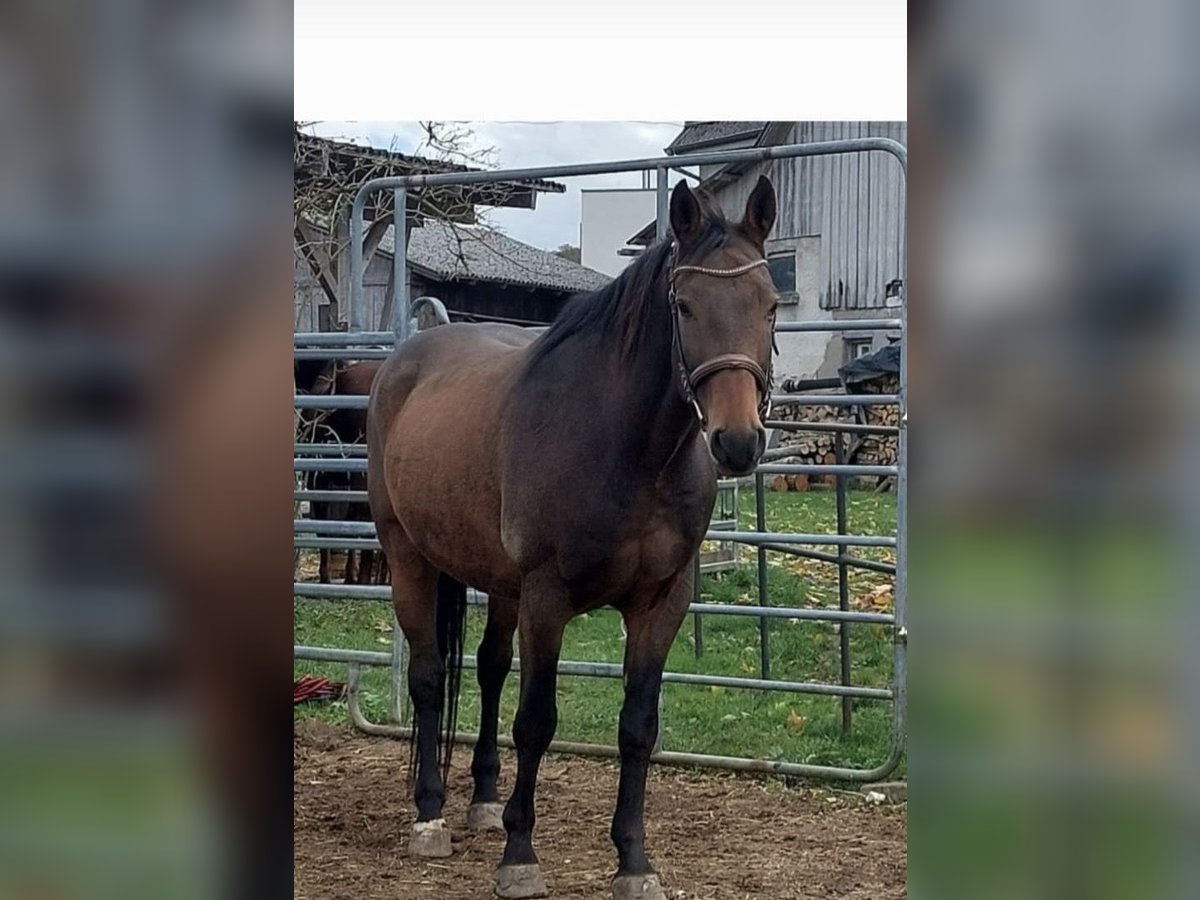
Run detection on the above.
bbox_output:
[294,348,392,360]
[765,420,900,436]
[771,394,899,407]
[293,396,369,410]
[393,188,409,341]
[757,463,897,477]
[294,518,896,548]
[656,168,669,241]
[294,331,395,346]
[349,138,905,198]
[342,667,901,782]
[293,582,895,625]
[291,456,898,477]
[295,645,892,700]
[294,537,378,551]
[835,430,853,736]
[295,530,896,550]
[775,319,901,333]
[294,444,368,457]
[756,541,897,575]
[389,613,406,724]
[755,472,770,680]
[293,458,365,473]
[295,490,370,503]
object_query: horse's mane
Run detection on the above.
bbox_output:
[524,197,732,371]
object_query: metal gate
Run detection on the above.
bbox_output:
[293,137,906,781]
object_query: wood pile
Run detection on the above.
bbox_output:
[768,374,899,492]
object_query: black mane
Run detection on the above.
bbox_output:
[525,215,732,371]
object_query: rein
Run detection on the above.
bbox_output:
[667,244,775,424]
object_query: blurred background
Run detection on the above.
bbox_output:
[0,1,291,898]
[911,0,1198,896]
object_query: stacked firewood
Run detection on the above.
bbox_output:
[855,375,900,470]
[767,374,899,491]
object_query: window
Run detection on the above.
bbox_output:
[767,251,796,294]
[884,278,904,308]
[845,337,873,363]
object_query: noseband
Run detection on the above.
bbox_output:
[668,244,776,424]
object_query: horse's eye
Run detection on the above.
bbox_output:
[677,301,695,319]
[766,303,779,320]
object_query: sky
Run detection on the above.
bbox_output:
[303,121,684,251]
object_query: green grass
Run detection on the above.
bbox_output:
[295,488,902,778]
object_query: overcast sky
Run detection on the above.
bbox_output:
[303,121,684,250]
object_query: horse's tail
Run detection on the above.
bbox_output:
[432,572,468,785]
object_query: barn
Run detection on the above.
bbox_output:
[296,217,610,331]
[627,121,907,381]
[294,130,608,332]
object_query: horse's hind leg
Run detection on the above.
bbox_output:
[467,594,517,833]
[377,519,452,858]
[609,574,693,900]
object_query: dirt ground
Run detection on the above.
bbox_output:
[294,721,906,899]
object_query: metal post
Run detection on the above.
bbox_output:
[755,471,770,680]
[386,188,409,723]
[835,430,853,735]
[692,552,704,658]
[392,188,409,342]
[389,616,407,724]
[656,168,669,241]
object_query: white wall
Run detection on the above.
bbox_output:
[580,189,657,277]
[771,235,835,380]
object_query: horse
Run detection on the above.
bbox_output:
[295,358,385,584]
[366,176,779,900]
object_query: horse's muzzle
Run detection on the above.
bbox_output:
[709,427,765,477]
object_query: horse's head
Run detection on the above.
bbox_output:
[669,175,778,477]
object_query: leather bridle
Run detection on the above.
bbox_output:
[667,243,776,425]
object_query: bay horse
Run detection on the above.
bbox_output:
[366,176,779,900]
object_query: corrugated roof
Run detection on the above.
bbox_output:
[665,122,768,153]
[380,220,611,294]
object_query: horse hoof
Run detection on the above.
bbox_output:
[494,863,548,898]
[467,801,506,833]
[612,873,666,900]
[408,818,452,858]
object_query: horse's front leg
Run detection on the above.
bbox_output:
[495,570,570,899]
[610,571,693,900]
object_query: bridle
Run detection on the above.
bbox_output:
[667,243,777,425]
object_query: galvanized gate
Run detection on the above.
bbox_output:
[293,137,907,781]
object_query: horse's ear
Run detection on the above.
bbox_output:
[670,180,703,247]
[742,175,777,248]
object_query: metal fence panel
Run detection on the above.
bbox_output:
[293,138,906,781]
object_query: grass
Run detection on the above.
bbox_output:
[294,488,902,778]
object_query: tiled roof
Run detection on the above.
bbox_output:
[665,122,768,153]
[381,220,611,294]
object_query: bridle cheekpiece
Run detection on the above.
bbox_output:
[667,242,776,425]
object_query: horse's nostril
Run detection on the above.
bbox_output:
[710,428,761,474]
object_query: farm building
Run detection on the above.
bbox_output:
[629,121,907,381]
[294,130,604,331]
[295,218,611,331]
